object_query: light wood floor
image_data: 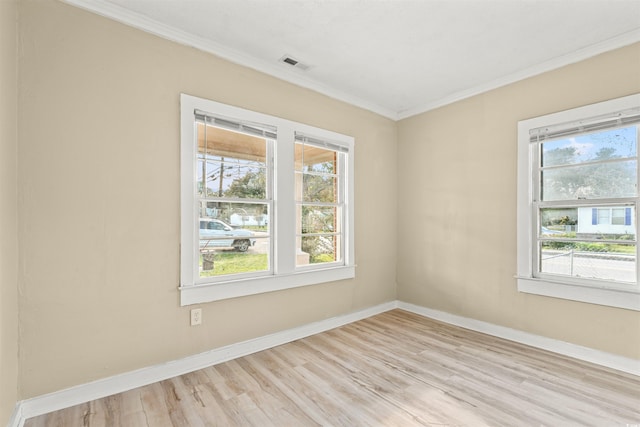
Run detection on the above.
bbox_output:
[25,309,640,426]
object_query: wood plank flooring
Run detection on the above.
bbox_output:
[25,309,640,426]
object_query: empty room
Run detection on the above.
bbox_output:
[1,0,639,426]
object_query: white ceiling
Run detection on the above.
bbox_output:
[67,0,640,120]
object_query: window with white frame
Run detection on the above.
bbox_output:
[517,93,640,311]
[180,94,355,305]
[295,134,346,267]
[594,207,632,226]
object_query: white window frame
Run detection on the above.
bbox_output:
[294,133,348,270]
[517,93,640,312]
[180,94,355,305]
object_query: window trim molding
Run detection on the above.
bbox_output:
[517,93,640,312]
[180,94,355,306]
[180,266,356,305]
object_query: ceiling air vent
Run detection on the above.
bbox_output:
[279,55,310,71]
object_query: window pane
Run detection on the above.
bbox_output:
[295,143,336,173]
[540,208,577,238]
[541,159,637,201]
[295,143,339,203]
[540,206,635,241]
[199,236,269,277]
[612,208,626,225]
[301,205,338,234]
[202,161,267,199]
[199,202,269,232]
[302,173,337,203]
[198,217,254,250]
[198,123,267,162]
[197,123,268,199]
[300,235,341,265]
[597,208,610,224]
[541,126,637,167]
[540,241,636,283]
[198,198,270,278]
[198,160,267,198]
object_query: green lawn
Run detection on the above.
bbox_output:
[200,251,268,277]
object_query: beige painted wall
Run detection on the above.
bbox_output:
[17,0,397,399]
[0,0,19,424]
[397,43,640,359]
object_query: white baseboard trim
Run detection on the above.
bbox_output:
[10,301,397,427]
[6,404,23,427]
[397,301,640,377]
[10,299,639,427]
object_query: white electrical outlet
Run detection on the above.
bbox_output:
[190,308,202,326]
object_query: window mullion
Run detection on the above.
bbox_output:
[338,152,347,263]
[532,140,542,278]
[275,124,296,275]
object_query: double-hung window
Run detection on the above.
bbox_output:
[295,134,347,268]
[517,93,640,311]
[180,94,355,305]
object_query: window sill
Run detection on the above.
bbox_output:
[180,265,355,305]
[517,276,640,311]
